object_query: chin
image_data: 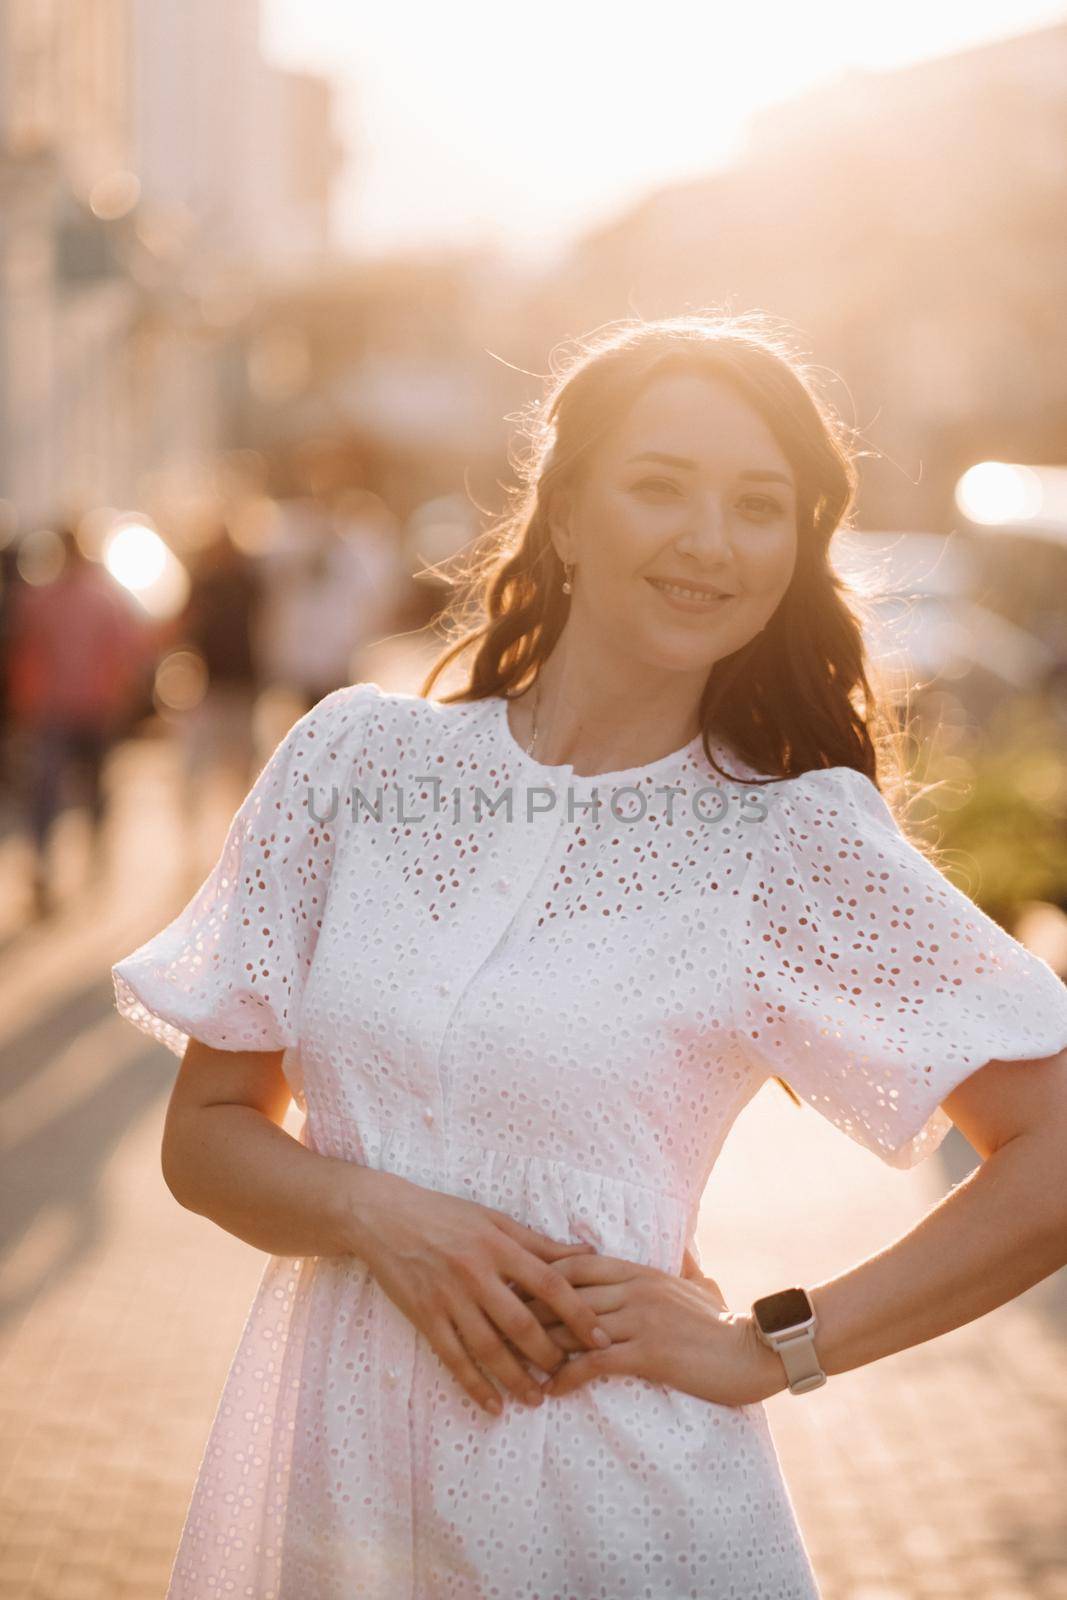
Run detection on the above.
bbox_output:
[636,642,721,676]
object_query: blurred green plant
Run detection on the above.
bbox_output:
[909,693,1067,930]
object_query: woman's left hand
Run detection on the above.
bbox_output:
[516,1246,785,1406]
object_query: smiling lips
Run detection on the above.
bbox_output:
[646,576,736,610]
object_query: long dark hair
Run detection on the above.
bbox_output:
[418,311,916,1107]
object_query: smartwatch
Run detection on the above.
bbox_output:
[751,1286,827,1395]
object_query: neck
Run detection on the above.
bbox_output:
[527,645,706,775]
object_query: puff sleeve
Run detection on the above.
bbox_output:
[730,764,1067,1169]
[111,682,379,1059]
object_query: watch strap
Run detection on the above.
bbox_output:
[752,1288,828,1396]
[771,1326,827,1395]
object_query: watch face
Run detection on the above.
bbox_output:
[753,1287,812,1335]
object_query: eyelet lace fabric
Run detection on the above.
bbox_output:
[732,762,1067,1169]
[112,683,1067,1599]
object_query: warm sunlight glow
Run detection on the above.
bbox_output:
[104,522,168,589]
[263,0,1067,260]
[955,462,1045,525]
[103,519,190,618]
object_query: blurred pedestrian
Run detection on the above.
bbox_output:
[7,522,146,915]
[255,497,387,713]
[174,522,264,825]
[330,487,404,654]
[0,526,23,784]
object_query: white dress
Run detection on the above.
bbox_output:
[112,682,1067,1600]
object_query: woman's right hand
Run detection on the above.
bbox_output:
[344,1167,610,1415]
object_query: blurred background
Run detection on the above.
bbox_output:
[1,3,1066,1597]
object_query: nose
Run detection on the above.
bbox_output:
[673,491,732,559]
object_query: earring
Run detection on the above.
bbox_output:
[562,560,574,595]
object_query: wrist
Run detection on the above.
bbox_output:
[686,1308,790,1405]
[750,1286,829,1396]
[333,1162,400,1261]
[737,1311,791,1400]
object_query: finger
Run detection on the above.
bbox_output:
[543,1340,632,1397]
[493,1216,598,1261]
[479,1277,577,1378]
[498,1326,568,1376]
[538,1304,633,1353]
[680,1246,703,1280]
[506,1249,614,1352]
[701,1276,729,1312]
[533,1238,595,1260]
[514,1253,644,1295]
[427,1317,505,1416]
[450,1299,553,1406]
[536,1323,583,1354]
[523,1283,625,1325]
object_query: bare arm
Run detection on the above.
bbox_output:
[520,1047,1067,1406]
[161,1038,363,1257]
[161,1039,613,1415]
[784,1048,1067,1391]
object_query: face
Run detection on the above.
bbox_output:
[550,371,799,675]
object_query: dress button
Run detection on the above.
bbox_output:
[423,1105,435,1124]
[495,876,510,893]
[384,1365,399,1386]
[436,980,451,997]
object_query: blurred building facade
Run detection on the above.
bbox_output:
[3,9,1067,550]
[237,247,531,518]
[0,0,341,530]
[521,20,1067,533]
[133,0,342,272]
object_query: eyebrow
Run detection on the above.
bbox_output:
[627,451,795,489]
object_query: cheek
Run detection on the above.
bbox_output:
[584,512,663,596]
[602,492,672,555]
[740,527,797,594]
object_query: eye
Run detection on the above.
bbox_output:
[632,480,785,515]
[633,477,682,495]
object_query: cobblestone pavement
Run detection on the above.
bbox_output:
[1,639,1064,1599]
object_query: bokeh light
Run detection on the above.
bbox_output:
[88,169,142,221]
[16,528,67,586]
[154,649,209,714]
[103,517,190,618]
[955,461,1045,525]
[4,7,1067,1597]
[103,521,168,589]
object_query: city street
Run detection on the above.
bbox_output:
[5,3,1067,1595]
[1,645,1065,1600]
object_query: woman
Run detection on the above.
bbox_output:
[112,313,1067,1599]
